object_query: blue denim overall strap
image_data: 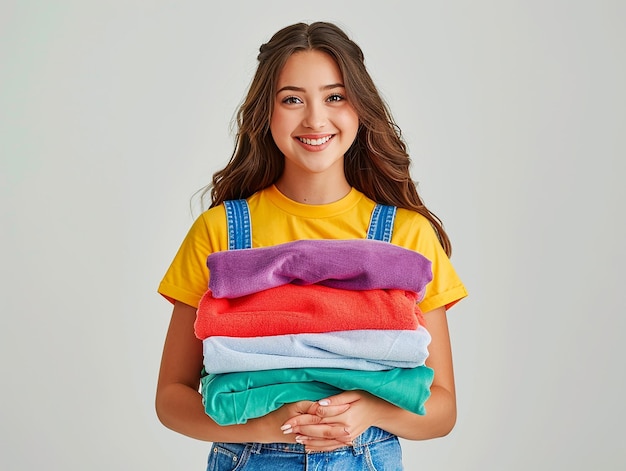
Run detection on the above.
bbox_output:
[225,200,397,246]
[223,199,252,250]
[366,204,397,242]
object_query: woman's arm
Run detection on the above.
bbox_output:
[155,301,310,443]
[280,306,456,448]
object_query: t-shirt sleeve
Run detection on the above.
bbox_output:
[393,210,468,313]
[158,207,226,308]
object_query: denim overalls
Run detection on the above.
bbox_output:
[206,199,404,471]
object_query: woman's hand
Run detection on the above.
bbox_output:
[281,391,381,451]
[274,398,347,451]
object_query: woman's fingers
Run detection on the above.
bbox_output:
[312,402,351,418]
[282,402,350,433]
[293,427,353,451]
[283,421,352,441]
[317,391,363,407]
[280,414,322,435]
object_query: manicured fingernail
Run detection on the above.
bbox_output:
[280,424,292,431]
[295,436,306,443]
[318,399,330,406]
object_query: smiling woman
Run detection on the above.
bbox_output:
[156,21,467,470]
[270,50,359,203]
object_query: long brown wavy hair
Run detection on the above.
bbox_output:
[201,21,452,255]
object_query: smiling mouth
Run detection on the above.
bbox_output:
[297,135,334,146]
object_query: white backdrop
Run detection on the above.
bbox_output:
[2,1,625,469]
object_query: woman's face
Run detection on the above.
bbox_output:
[270,50,359,181]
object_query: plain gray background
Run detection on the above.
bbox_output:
[2,0,625,469]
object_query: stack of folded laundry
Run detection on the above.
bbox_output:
[194,239,435,426]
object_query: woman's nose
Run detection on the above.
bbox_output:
[302,103,327,129]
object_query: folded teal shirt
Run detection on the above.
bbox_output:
[201,366,434,425]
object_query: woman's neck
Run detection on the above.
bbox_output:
[274,172,351,205]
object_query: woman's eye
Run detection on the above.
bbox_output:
[327,94,345,103]
[282,96,302,104]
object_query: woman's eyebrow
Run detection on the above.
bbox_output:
[277,83,345,93]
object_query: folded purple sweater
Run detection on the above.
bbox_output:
[207,239,432,299]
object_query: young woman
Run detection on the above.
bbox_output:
[156,21,467,470]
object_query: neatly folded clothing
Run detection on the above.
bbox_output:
[207,239,432,299]
[202,327,431,373]
[195,285,420,339]
[201,366,434,425]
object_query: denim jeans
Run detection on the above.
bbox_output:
[205,426,403,470]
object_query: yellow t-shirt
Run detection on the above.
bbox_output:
[158,185,467,313]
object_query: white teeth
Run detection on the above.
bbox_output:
[298,136,332,146]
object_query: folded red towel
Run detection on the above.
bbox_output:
[195,284,420,339]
